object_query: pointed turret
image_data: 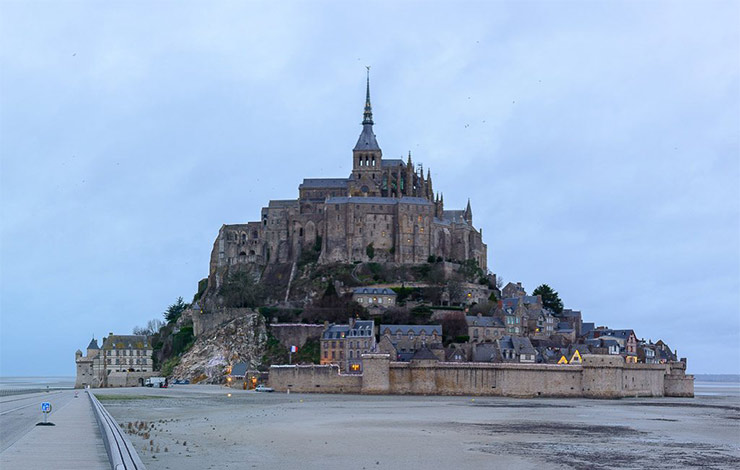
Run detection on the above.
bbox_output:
[426,169,433,201]
[464,198,473,224]
[405,151,414,196]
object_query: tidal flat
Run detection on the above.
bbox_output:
[96,384,740,470]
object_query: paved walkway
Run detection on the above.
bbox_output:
[0,393,110,469]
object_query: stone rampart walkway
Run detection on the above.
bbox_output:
[0,392,110,469]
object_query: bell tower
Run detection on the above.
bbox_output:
[351,67,382,196]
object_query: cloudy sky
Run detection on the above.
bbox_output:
[1,1,738,376]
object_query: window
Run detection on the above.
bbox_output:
[324,351,328,358]
[331,351,335,359]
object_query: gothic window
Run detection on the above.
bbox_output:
[252,231,258,239]
[241,233,247,243]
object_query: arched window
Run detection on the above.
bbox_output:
[241,233,247,243]
[252,231,258,239]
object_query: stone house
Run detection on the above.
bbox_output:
[75,333,153,388]
[378,324,443,361]
[496,336,537,363]
[536,311,557,336]
[207,74,487,293]
[588,329,638,357]
[465,313,505,343]
[320,319,376,373]
[100,334,154,373]
[637,341,658,364]
[501,282,526,299]
[654,340,678,363]
[352,287,397,310]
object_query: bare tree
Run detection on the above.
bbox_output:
[133,319,165,336]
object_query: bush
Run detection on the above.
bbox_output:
[161,357,180,377]
[171,325,194,357]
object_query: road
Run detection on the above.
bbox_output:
[0,390,75,452]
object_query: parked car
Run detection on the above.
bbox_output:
[255,384,274,392]
[173,379,190,385]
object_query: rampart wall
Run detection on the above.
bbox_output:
[269,354,693,398]
[269,324,324,349]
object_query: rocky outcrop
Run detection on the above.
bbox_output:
[171,313,268,383]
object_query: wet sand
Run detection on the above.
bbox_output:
[96,383,740,470]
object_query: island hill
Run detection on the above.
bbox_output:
[75,74,693,398]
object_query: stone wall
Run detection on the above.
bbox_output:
[192,308,255,337]
[268,364,362,393]
[269,323,324,349]
[105,372,155,388]
[271,354,693,398]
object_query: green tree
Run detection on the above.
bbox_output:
[164,297,188,323]
[366,243,375,260]
[533,284,564,315]
[220,270,266,308]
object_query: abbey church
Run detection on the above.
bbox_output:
[209,73,487,277]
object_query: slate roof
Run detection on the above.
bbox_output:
[593,329,635,340]
[410,346,439,361]
[322,320,374,339]
[86,338,99,350]
[581,322,595,336]
[380,324,442,337]
[268,199,299,208]
[381,159,405,167]
[354,287,397,296]
[299,178,349,189]
[101,335,149,350]
[354,124,381,151]
[325,196,433,206]
[442,210,467,224]
[230,362,248,377]
[557,322,574,332]
[472,343,497,362]
[465,316,504,328]
[499,336,537,356]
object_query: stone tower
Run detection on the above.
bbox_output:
[350,68,383,196]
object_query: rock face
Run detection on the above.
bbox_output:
[172,313,268,383]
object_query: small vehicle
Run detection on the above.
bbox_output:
[254,384,274,392]
[145,377,167,388]
[173,379,190,385]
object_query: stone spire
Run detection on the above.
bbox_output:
[464,198,473,224]
[426,169,433,201]
[362,66,373,126]
[353,67,380,151]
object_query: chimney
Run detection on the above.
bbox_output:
[348,317,355,329]
[323,321,329,330]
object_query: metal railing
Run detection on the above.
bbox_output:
[87,391,147,470]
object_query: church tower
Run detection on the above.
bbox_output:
[351,68,383,196]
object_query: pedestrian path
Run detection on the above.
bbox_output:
[0,393,110,469]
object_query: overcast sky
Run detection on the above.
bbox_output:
[1,1,738,376]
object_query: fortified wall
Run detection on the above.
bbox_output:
[268,354,694,398]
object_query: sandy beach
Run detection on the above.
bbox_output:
[95,383,740,470]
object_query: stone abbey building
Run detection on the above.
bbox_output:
[210,73,487,277]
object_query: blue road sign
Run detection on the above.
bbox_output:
[41,402,51,413]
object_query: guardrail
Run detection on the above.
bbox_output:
[87,391,147,470]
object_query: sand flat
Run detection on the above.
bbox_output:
[95,384,740,470]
